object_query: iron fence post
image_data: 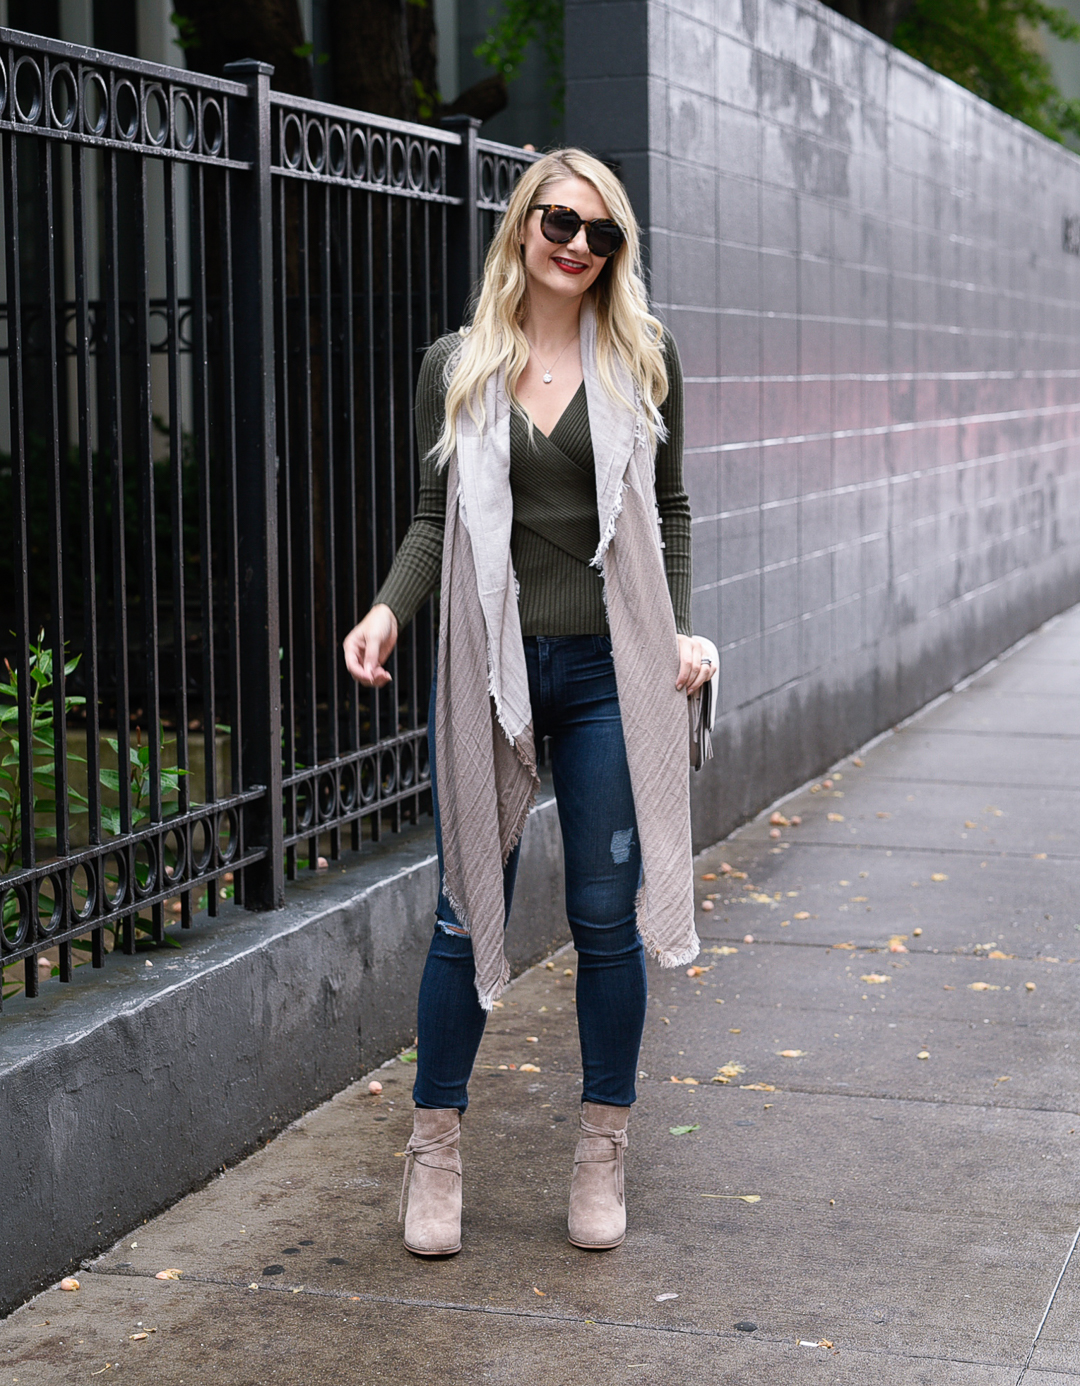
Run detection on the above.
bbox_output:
[441,115,481,330]
[225,59,285,909]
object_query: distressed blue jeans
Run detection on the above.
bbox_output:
[413,635,647,1113]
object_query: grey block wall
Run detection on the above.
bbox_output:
[567,0,1080,849]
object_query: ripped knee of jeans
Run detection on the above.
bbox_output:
[610,826,635,864]
[436,916,471,938]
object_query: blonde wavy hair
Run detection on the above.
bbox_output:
[432,148,668,466]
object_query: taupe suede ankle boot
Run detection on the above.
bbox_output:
[399,1107,462,1256]
[567,1102,629,1250]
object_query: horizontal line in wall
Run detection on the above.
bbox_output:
[684,370,1080,386]
[684,400,1080,457]
[661,303,1080,345]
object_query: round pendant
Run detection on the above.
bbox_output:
[542,371,553,383]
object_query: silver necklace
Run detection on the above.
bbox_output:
[525,331,578,384]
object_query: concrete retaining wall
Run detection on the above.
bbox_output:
[566,0,1080,849]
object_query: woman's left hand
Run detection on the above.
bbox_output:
[676,635,716,695]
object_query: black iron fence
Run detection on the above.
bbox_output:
[0,28,537,1006]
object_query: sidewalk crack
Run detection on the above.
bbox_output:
[1015,1223,1080,1384]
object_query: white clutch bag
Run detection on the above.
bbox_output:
[688,637,718,771]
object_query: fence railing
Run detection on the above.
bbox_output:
[0,28,537,1006]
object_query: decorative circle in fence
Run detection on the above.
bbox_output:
[217,810,238,863]
[173,88,196,150]
[13,56,43,125]
[328,122,347,176]
[82,70,108,134]
[200,97,223,157]
[114,79,139,140]
[144,85,169,146]
[70,862,96,922]
[306,117,325,173]
[49,64,77,130]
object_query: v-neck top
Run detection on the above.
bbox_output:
[374,332,691,637]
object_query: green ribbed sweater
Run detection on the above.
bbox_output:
[374,332,692,636]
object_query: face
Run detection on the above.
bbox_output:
[519,176,615,302]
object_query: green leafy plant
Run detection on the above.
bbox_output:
[99,725,184,840]
[474,0,565,117]
[0,633,86,877]
[169,11,200,51]
[895,0,1080,144]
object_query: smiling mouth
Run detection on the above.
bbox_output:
[552,256,587,274]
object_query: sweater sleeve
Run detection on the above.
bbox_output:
[656,332,693,636]
[372,337,455,629]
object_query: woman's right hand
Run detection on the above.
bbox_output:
[343,604,399,687]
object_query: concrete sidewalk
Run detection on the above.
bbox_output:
[3,606,1079,1385]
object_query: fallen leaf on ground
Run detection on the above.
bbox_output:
[877,811,891,819]
[850,896,868,902]
[968,982,999,991]
[794,911,810,920]
[669,1125,700,1136]
[769,812,789,826]
[861,973,890,984]
[155,1269,182,1280]
[519,1063,541,1073]
[740,1083,777,1092]
[778,1049,805,1058]
[129,1333,149,1342]
[943,985,956,990]
[889,937,909,953]
[818,1340,835,1349]
[852,757,864,767]
[701,1194,761,1202]
[832,941,856,949]
[713,1062,746,1081]
[827,813,844,822]
[1035,853,1047,860]
[988,950,1015,960]
[705,945,739,956]
[965,820,977,829]
[719,862,733,874]
[995,1075,1011,1083]
[687,965,710,977]
[701,872,717,881]
[789,815,803,827]
[398,1049,417,1063]
[931,873,947,882]
[1026,982,1037,991]
[60,1278,79,1292]
[670,1076,699,1084]
[730,870,747,880]
[533,1287,546,1296]
[526,1036,539,1042]
[917,1051,930,1060]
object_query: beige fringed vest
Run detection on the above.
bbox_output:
[434,303,699,1008]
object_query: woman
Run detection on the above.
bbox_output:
[343,148,713,1258]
